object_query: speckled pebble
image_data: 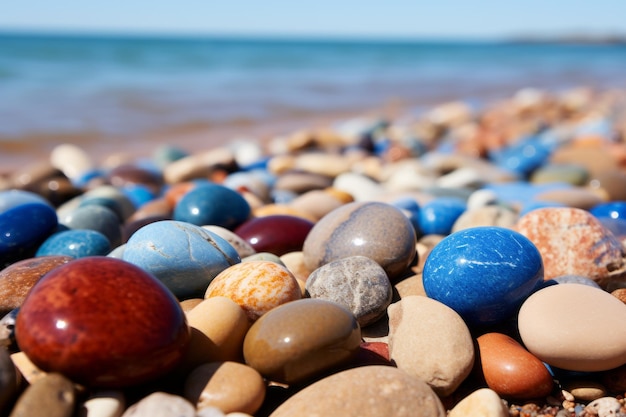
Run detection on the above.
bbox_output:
[303,201,416,280]
[36,229,112,258]
[580,397,625,417]
[9,372,75,417]
[269,365,446,417]
[243,298,361,384]
[205,261,301,321]
[305,255,392,327]
[120,392,195,417]
[184,361,265,414]
[388,295,474,396]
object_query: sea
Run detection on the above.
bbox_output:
[1,31,625,144]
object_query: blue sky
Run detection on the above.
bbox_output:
[1,1,625,40]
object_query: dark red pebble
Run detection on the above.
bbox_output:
[235,215,314,256]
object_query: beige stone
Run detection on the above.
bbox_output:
[269,366,445,417]
[448,388,509,417]
[9,373,75,417]
[564,380,607,401]
[388,295,474,396]
[77,390,125,417]
[120,392,195,417]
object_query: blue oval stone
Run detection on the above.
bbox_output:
[590,201,626,220]
[422,226,543,326]
[36,229,112,258]
[173,183,250,229]
[418,197,466,236]
[123,220,241,298]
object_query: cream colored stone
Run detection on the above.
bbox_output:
[184,362,265,415]
[294,153,351,177]
[203,226,256,258]
[11,351,46,385]
[120,392,194,417]
[565,380,607,402]
[519,284,626,372]
[77,390,125,417]
[50,143,94,180]
[163,148,235,184]
[279,251,311,284]
[388,295,474,396]
[448,388,508,417]
[269,366,445,417]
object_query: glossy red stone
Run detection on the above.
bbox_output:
[15,256,190,388]
[234,215,314,256]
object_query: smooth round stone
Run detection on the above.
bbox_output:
[448,388,509,417]
[581,397,624,417]
[79,186,136,222]
[222,171,272,203]
[423,226,543,326]
[564,380,607,401]
[289,188,353,222]
[184,297,250,366]
[591,201,626,220]
[530,163,589,185]
[333,172,385,201]
[77,390,126,417]
[303,201,417,280]
[515,207,626,289]
[305,256,392,327]
[533,187,605,210]
[241,252,285,265]
[243,298,361,385]
[120,392,195,417]
[269,365,445,417]
[476,332,553,399]
[50,143,94,181]
[122,214,171,243]
[418,197,467,235]
[588,169,626,201]
[36,229,111,258]
[0,190,58,263]
[203,225,256,258]
[162,147,236,184]
[518,283,626,372]
[279,251,310,283]
[0,255,73,315]
[184,361,265,414]
[174,183,251,229]
[153,144,189,168]
[8,372,75,417]
[388,296,474,397]
[15,257,190,387]
[451,205,518,233]
[61,204,122,248]
[123,221,240,299]
[273,171,333,194]
[234,215,314,257]
[106,163,164,195]
[205,261,301,321]
[126,198,172,224]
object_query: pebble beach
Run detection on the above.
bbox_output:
[1,34,626,417]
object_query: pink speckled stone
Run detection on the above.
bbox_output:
[516,207,626,289]
[204,261,301,321]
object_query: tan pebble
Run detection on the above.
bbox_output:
[203,226,256,258]
[50,143,94,180]
[269,365,446,417]
[394,274,426,299]
[120,392,195,417]
[9,373,75,417]
[11,351,46,385]
[266,155,295,175]
[77,390,125,417]
[289,189,349,221]
[183,297,250,366]
[581,397,625,417]
[293,153,351,177]
[225,413,253,417]
[179,298,203,313]
[333,172,385,201]
[252,204,317,222]
[205,261,301,321]
[448,388,508,417]
[611,288,626,304]
[279,251,311,284]
[163,148,235,184]
[184,361,265,415]
[518,284,626,372]
[388,296,474,396]
[451,205,518,232]
[564,380,607,401]
[534,187,606,210]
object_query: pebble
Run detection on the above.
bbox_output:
[15,257,190,387]
[243,298,361,384]
[305,255,392,327]
[269,365,446,417]
[184,297,250,366]
[303,201,417,280]
[288,188,353,221]
[451,205,518,232]
[388,295,474,396]
[173,182,251,229]
[123,220,240,299]
[516,207,626,289]
[422,226,543,326]
[120,392,195,417]
[77,390,126,417]
[273,171,333,194]
[533,186,605,210]
[612,288,626,303]
[0,255,73,315]
[234,215,314,256]
[518,283,626,372]
[78,185,136,222]
[35,229,112,258]
[448,388,509,417]
[61,204,123,247]
[418,197,467,235]
[184,361,265,414]
[530,163,589,185]
[202,225,256,258]
[205,261,301,321]
[162,147,236,184]
[50,143,95,181]
[9,372,75,417]
[476,332,554,399]
[564,380,608,401]
[581,397,626,417]
[0,347,18,414]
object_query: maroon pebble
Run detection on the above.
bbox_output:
[235,215,314,256]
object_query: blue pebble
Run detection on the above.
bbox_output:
[483,181,571,207]
[489,134,556,177]
[36,229,111,258]
[418,197,466,235]
[123,220,241,298]
[0,190,58,262]
[120,184,155,209]
[173,183,251,229]
[422,226,544,326]
[590,201,626,220]
[61,204,122,247]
